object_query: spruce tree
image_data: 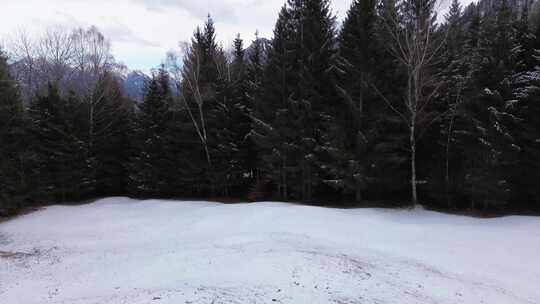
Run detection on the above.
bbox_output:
[509,68,540,210]
[129,70,171,196]
[245,31,266,186]
[246,31,266,116]
[230,34,256,194]
[452,0,523,209]
[288,0,339,201]
[179,25,212,193]
[29,85,93,202]
[178,15,234,195]
[0,49,27,214]
[92,75,134,196]
[471,0,516,89]
[493,0,515,73]
[251,5,297,200]
[457,88,519,210]
[513,1,537,72]
[329,0,382,202]
[445,0,465,61]
[209,46,238,195]
[435,0,466,208]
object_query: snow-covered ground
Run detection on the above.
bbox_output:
[1,198,539,304]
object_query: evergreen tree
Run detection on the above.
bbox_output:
[29,85,94,202]
[209,44,240,196]
[493,0,515,73]
[229,34,257,194]
[252,0,341,201]
[288,0,339,201]
[1,0,537,212]
[245,31,266,186]
[368,0,411,201]
[445,0,465,61]
[231,34,246,78]
[471,0,516,89]
[92,75,134,196]
[158,64,197,196]
[178,15,235,195]
[251,5,297,200]
[513,1,538,72]
[432,0,466,208]
[457,88,519,209]
[451,0,522,209]
[329,0,385,202]
[246,31,266,117]
[129,69,172,196]
[509,68,540,210]
[0,49,27,214]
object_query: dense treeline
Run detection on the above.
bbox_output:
[1,0,540,215]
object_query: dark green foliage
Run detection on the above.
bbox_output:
[2,0,540,213]
[457,89,519,209]
[326,0,408,203]
[222,34,257,194]
[509,70,540,210]
[29,85,94,202]
[210,49,247,195]
[0,50,28,214]
[245,32,266,183]
[513,2,538,72]
[424,0,535,210]
[250,6,296,200]
[1,50,134,213]
[92,76,134,196]
[178,16,232,195]
[251,0,342,201]
[129,68,174,196]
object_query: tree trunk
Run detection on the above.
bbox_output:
[359,73,364,122]
[408,68,418,207]
[355,183,362,203]
[445,114,456,209]
[89,103,94,151]
[302,161,312,202]
[410,122,418,206]
[282,154,288,200]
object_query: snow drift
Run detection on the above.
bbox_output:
[1,197,539,303]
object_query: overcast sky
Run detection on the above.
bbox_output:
[1,0,463,72]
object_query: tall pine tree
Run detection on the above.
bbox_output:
[0,49,28,214]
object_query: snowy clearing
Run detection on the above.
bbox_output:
[1,198,539,304]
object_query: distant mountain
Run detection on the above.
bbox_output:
[122,70,150,102]
[245,38,271,64]
[10,59,152,104]
[10,38,270,105]
[122,38,270,101]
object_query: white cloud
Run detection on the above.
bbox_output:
[0,0,469,71]
[130,0,238,20]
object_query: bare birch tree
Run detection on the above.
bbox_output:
[9,27,75,100]
[8,30,37,102]
[375,0,447,206]
[71,26,116,152]
[178,41,213,170]
[37,26,75,84]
